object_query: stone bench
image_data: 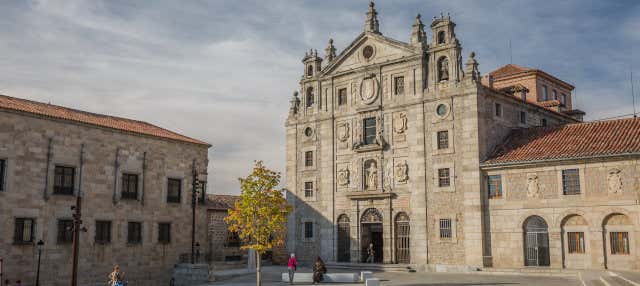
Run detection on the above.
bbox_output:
[281,272,359,283]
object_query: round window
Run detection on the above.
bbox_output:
[304,127,313,137]
[363,45,374,59]
[436,104,448,117]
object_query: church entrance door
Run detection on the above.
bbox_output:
[361,208,383,263]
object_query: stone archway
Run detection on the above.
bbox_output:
[395,212,410,264]
[337,214,351,262]
[361,208,383,263]
[560,214,588,269]
[523,215,550,266]
[602,213,633,270]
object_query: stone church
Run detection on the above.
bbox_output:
[285,1,640,271]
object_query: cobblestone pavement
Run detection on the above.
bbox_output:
[206,266,583,286]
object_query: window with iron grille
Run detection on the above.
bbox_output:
[567,232,585,254]
[127,222,142,244]
[394,76,404,95]
[363,117,377,145]
[439,219,452,239]
[54,166,75,195]
[95,220,111,244]
[0,159,5,192]
[121,173,139,200]
[495,103,502,117]
[438,168,450,187]
[57,219,74,244]
[487,175,502,198]
[519,111,527,124]
[338,88,347,106]
[158,223,171,244]
[226,231,240,247]
[610,232,630,255]
[167,178,181,203]
[437,131,449,150]
[304,222,314,238]
[14,218,35,244]
[305,151,313,167]
[304,181,313,198]
[562,169,581,195]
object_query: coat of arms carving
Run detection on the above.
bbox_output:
[395,161,409,183]
[359,75,379,105]
[393,112,408,134]
[526,174,540,199]
[337,168,350,186]
[607,169,622,194]
[337,122,350,142]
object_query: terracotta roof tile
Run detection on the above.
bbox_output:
[206,194,239,210]
[483,117,640,165]
[0,94,210,146]
[489,64,531,78]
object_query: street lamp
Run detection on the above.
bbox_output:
[35,240,44,286]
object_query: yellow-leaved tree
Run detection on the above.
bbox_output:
[225,161,291,286]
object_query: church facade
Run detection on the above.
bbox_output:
[285,1,640,271]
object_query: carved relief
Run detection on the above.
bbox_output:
[364,159,378,191]
[384,158,393,189]
[395,161,408,183]
[393,112,408,134]
[351,159,360,189]
[337,122,350,142]
[337,168,350,186]
[383,76,389,99]
[359,75,379,105]
[607,168,622,194]
[526,174,540,199]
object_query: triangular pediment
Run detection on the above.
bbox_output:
[322,32,420,75]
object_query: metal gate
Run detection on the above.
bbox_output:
[395,212,410,264]
[524,216,550,266]
[337,215,351,262]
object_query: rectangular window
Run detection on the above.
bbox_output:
[167,178,181,203]
[438,168,450,187]
[561,94,567,105]
[610,232,630,255]
[54,166,75,195]
[567,232,585,254]
[495,103,502,117]
[394,76,404,95]
[552,90,558,100]
[437,131,449,150]
[121,173,139,200]
[95,220,112,244]
[542,85,548,101]
[363,117,377,145]
[14,218,35,244]
[0,159,5,191]
[305,151,313,167]
[304,222,314,238]
[127,222,142,244]
[519,111,527,124]
[439,219,452,239]
[562,169,581,195]
[487,175,502,199]
[226,231,241,247]
[158,223,171,244]
[338,88,347,106]
[304,181,313,198]
[57,219,74,244]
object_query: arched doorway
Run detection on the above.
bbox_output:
[524,215,550,266]
[361,208,383,263]
[560,214,588,269]
[337,214,351,262]
[395,212,410,263]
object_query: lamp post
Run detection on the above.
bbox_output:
[36,240,44,286]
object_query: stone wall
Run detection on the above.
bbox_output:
[0,110,210,286]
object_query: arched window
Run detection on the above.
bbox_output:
[306,87,314,107]
[437,31,446,44]
[395,212,410,263]
[337,214,351,262]
[438,57,450,82]
[523,215,550,266]
[307,65,314,76]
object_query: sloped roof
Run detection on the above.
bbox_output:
[206,194,239,211]
[483,117,640,166]
[489,64,532,78]
[0,94,210,146]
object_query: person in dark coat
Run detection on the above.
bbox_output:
[312,257,327,284]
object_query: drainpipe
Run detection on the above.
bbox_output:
[43,137,53,201]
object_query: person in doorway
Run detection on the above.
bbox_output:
[366,243,375,263]
[287,253,297,284]
[108,265,125,286]
[312,257,327,284]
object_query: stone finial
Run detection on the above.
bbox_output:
[289,91,300,116]
[465,51,480,81]
[410,14,426,46]
[364,0,380,34]
[325,38,337,63]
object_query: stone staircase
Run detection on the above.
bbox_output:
[326,262,418,273]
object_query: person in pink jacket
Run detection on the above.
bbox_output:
[287,253,297,284]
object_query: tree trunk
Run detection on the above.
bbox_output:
[256,251,262,286]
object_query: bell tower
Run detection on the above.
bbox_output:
[427,13,463,88]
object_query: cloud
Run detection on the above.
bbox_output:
[0,0,639,194]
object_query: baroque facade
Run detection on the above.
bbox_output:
[0,94,210,286]
[285,1,640,271]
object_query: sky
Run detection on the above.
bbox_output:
[0,0,639,195]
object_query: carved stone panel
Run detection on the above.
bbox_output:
[607,168,622,195]
[364,159,378,191]
[359,75,379,105]
[395,160,409,184]
[393,111,408,143]
[526,174,540,199]
[337,167,350,187]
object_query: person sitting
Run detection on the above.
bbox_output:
[312,257,327,284]
[108,265,125,286]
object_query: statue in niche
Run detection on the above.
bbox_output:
[607,169,622,194]
[439,57,449,82]
[337,168,350,186]
[365,160,378,191]
[526,174,540,199]
[395,161,408,183]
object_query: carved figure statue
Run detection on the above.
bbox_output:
[526,174,540,198]
[607,169,622,194]
[439,58,449,81]
[395,161,408,183]
[365,161,378,190]
[337,168,350,186]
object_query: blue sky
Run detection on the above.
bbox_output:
[1,0,639,194]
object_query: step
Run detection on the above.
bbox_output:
[601,275,636,286]
[326,262,417,272]
[280,272,359,283]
